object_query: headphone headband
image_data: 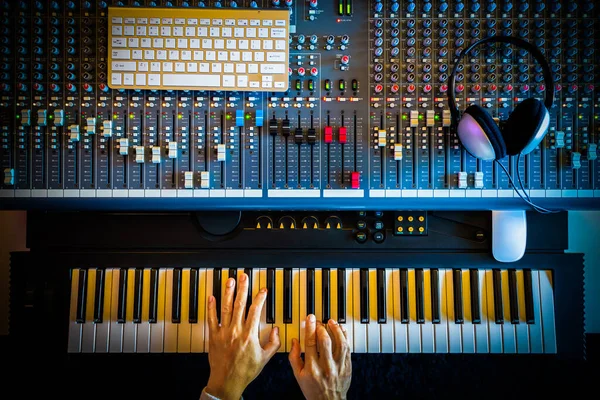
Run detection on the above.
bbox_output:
[447,36,555,128]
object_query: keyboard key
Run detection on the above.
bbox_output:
[266,268,275,324]
[343,269,354,353]
[420,269,434,353]
[81,269,96,353]
[259,268,270,347]
[190,269,199,323]
[352,269,367,353]
[164,269,178,353]
[285,268,300,352]
[204,269,214,350]
[315,268,323,323]
[275,268,285,353]
[244,268,253,318]
[380,269,394,353]
[407,269,421,353]
[399,269,409,323]
[213,268,222,323]
[172,268,182,324]
[539,270,557,353]
[415,268,424,324]
[177,268,192,353]
[434,269,449,353]
[501,270,517,353]
[76,269,88,323]
[299,268,307,353]
[445,268,461,353]
[515,270,530,353]
[68,270,82,352]
[492,269,503,324]
[307,268,315,315]
[486,269,503,353]
[528,270,544,353]
[117,268,127,324]
[359,268,369,323]
[337,268,346,323]
[461,269,475,354]
[284,268,292,323]
[474,270,489,353]
[149,269,166,353]
[95,269,113,353]
[524,269,535,324]
[191,268,207,353]
[508,269,519,324]
[367,269,380,353]
[452,269,463,324]
[122,268,136,353]
[431,269,440,323]
[136,269,151,353]
[133,269,143,323]
[109,270,124,352]
[376,269,386,323]
[469,269,481,323]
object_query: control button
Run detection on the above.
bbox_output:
[372,231,385,244]
[374,221,384,230]
[356,220,367,230]
[355,232,368,244]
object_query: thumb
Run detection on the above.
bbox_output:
[262,326,281,359]
[288,338,304,377]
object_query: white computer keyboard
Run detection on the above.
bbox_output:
[108,7,290,91]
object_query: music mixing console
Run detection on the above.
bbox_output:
[0,0,598,210]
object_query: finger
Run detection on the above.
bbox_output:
[288,338,305,377]
[316,322,334,368]
[340,324,348,340]
[262,326,281,359]
[231,273,249,327]
[207,295,219,336]
[328,319,347,361]
[246,287,268,335]
[220,277,236,327]
[305,314,318,363]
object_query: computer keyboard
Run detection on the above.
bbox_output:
[108,7,290,92]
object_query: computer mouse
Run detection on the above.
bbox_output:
[492,210,527,263]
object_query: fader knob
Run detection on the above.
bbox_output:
[406,2,416,13]
[423,2,432,12]
[503,2,513,12]
[487,2,497,12]
[390,2,399,13]
[471,2,480,12]
[374,2,383,12]
[439,2,448,12]
[455,2,464,12]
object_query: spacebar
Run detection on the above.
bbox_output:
[162,74,221,87]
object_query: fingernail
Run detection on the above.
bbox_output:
[329,319,338,325]
[227,278,235,287]
[261,287,267,293]
[308,314,315,323]
[208,296,214,303]
[240,274,247,282]
[274,326,279,334]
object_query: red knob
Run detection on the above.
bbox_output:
[297,67,305,76]
[407,84,416,93]
[424,84,432,93]
[391,84,399,93]
[310,67,318,76]
[456,84,464,93]
[341,55,349,65]
[374,84,383,93]
[440,84,448,93]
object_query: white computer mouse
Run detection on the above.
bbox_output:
[492,210,527,263]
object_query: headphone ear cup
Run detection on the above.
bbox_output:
[503,98,549,156]
[458,105,506,161]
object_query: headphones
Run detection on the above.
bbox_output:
[448,36,555,161]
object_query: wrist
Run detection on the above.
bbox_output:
[206,376,245,400]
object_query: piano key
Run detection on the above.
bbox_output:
[229,268,238,300]
[315,268,323,323]
[68,269,83,353]
[133,269,143,323]
[266,268,276,324]
[191,268,207,352]
[109,269,124,352]
[431,269,440,324]
[245,268,253,318]
[322,269,330,323]
[392,269,408,353]
[117,268,127,324]
[407,269,421,353]
[330,268,338,322]
[136,269,151,353]
[337,268,345,323]
[172,268,182,324]
[149,269,166,353]
[259,268,271,347]
[420,269,434,353]
[94,269,105,323]
[474,270,489,353]
[95,269,113,353]
[524,269,535,324]
[81,269,96,353]
[501,270,517,353]
[415,268,424,324]
[299,268,307,353]
[285,268,300,352]
[434,269,449,353]
[164,268,178,353]
[486,269,503,353]
[469,269,481,323]
[76,269,88,323]
[367,269,380,353]
[343,269,354,353]
[492,269,503,324]
[275,268,285,353]
[515,270,530,353]
[539,270,557,353]
[445,268,461,353]
[189,268,199,323]
[284,268,292,323]
[377,269,386,323]
[306,268,315,316]
[177,268,192,353]
[380,269,395,353]
[204,268,214,350]
[359,268,369,324]
[122,268,137,353]
[352,268,367,353]
[399,268,409,323]
[528,270,544,353]
[149,269,159,323]
[452,269,464,324]
[508,269,519,324]
[460,269,475,354]
[213,268,222,323]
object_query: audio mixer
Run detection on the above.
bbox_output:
[0,0,598,210]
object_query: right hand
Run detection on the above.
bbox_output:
[288,315,352,400]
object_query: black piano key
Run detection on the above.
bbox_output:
[493,269,504,324]
[189,269,199,323]
[377,269,386,323]
[470,269,481,324]
[360,268,369,324]
[229,268,237,300]
[284,268,292,323]
[524,269,535,324]
[337,269,346,323]
[244,268,252,318]
[266,268,275,323]
[93,269,105,323]
[508,269,519,324]
[117,268,127,323]
[453,269,464,324]
[431,269,440,324]
[172,268,182,324]
[213,268,222,323]
[133,269,143,323]
[307,268,315,315]
[149,268,159,323]
[76,269,88,323]
[415,269,424,324]
[400,269,409,323]
[322,269,330,323]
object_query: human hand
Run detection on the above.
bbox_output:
[288,315,352,400]
[205,274,281,400]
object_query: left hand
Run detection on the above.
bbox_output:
[205,273,281,400]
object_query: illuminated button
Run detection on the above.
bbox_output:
[338,79,346,91]
[297,67,305,76]
[423,84,432,93]
[391,84,399,93]
[324,126,333,144]
[440,84,448,93]
[341,55,349,65]
[324,79,331,91]
[339,126,347,144]
[310,67,318,76]
[407,84,416,93]
[374,84,383,93]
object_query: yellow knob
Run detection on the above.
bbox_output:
[408,216,414,222]
[397,216,403,222]
[418,216,425,222]
[397,227,403,232]
[419,226,424,232]
[408,226,414,232]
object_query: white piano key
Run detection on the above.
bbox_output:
[259,268,271,347]
[515,270,530,353]
[528,270,544,353]
[299,268,307,353]
[539,270,557,353]
[204,268,214,350]
[352,268,367,353]
[81,269,97,353]
[474,270,489,353]
[164,268,178,353]
[343,269,354,353]
[95,269,112,353]
[446,269,462,353]
[501,270,516,354]
[275,268,285,353]
[285,268,300,352]
[122,268,137,353]
[407,269,421,353]
[191,268,207,352]
[149,269,166,353]
[136,269,151,353]
[109,270,124,353]
[461,269,475,354]
[420,269,434,353]
[68,269,83,353]
[380,269,395,353]
[392,269,408,353]
[434,269,448,353]
[177,268,192,353]
[367,269,380,353]
[315,268,323,323]
[486,270,503,353]
[221,268,230,318]
[330,268,338,323]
